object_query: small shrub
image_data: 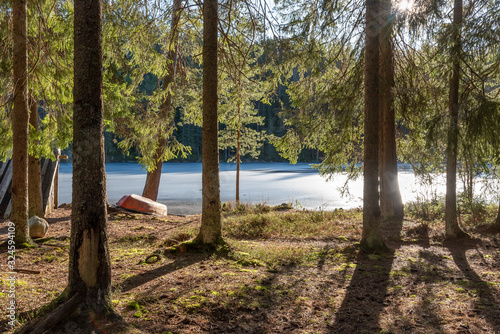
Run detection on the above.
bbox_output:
[458,195,492,225]
[405,196,445,221]
[255,203,271,213]
[272,202,293,211]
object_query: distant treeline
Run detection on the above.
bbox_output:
[95,98,323,164]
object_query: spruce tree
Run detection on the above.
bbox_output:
[142,0,183,201]
[379,0,403,223]
[361,0,386,250]
[28,97,43,218]
[445,0,469,238]
[496,202,500,229]
[218,29,268,203]
[68,0,112,309]
[12,0,35,247]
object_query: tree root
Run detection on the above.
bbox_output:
[15,293,81,334]
[17,239,38,249]
[15,293,144,334]
[144,253,162,264]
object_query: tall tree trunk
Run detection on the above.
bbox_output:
[142,0,182,201]
[361,0,386,251]
[12,0,34,246]
[236,130,241,203]
[496,200,500,229]
[445,0,467,238]
[379,0,403,222]
[236,76,241,204]
[28,97,43,218]
[196,0,222,245]
[466,161,473,202]
[69,0,111,309]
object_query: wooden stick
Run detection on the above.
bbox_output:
[13,268,41,274]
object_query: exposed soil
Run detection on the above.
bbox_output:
[0,206,499,334]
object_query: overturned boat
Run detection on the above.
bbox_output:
[116,194,168,216]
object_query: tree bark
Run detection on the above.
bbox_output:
[496,200,500,229]
[142,0,182,201]
[236,128,240,203]
[236,76,242,204]
[361,0,386,251]
[196,0,222,244]
[445,0,467,238]
[28,97,43,218]
[12,0,34,246]
[69,0,112,309]
[379,0,403,222]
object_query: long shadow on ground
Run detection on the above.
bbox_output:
[327,219,403,333]
[447,238,500,333]
[118,253,207,293]
[200,247,357,334]
[327,248,395,333]
[205,269,294,333]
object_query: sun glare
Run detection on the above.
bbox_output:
[395,0,414,13]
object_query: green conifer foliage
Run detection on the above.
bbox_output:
[0,0,74,162]
[109,0,192,169]
[396,0,499,229]
[218,4,273,201]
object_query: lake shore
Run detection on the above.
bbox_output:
[56,162,498,215]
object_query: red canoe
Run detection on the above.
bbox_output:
[116,194,168,216]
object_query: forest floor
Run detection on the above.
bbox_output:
[0,203,499,334]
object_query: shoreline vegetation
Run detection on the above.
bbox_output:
[1,202,499,333]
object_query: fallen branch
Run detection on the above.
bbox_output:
[33,237,54,244]
[13,268,40,275]
[41,243,67,248]
[34,236,70,244]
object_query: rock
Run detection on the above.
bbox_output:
[29,216,49,238]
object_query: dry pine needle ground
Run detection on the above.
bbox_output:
[0,204,499,334]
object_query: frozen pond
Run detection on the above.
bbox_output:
[58,162,497,215]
